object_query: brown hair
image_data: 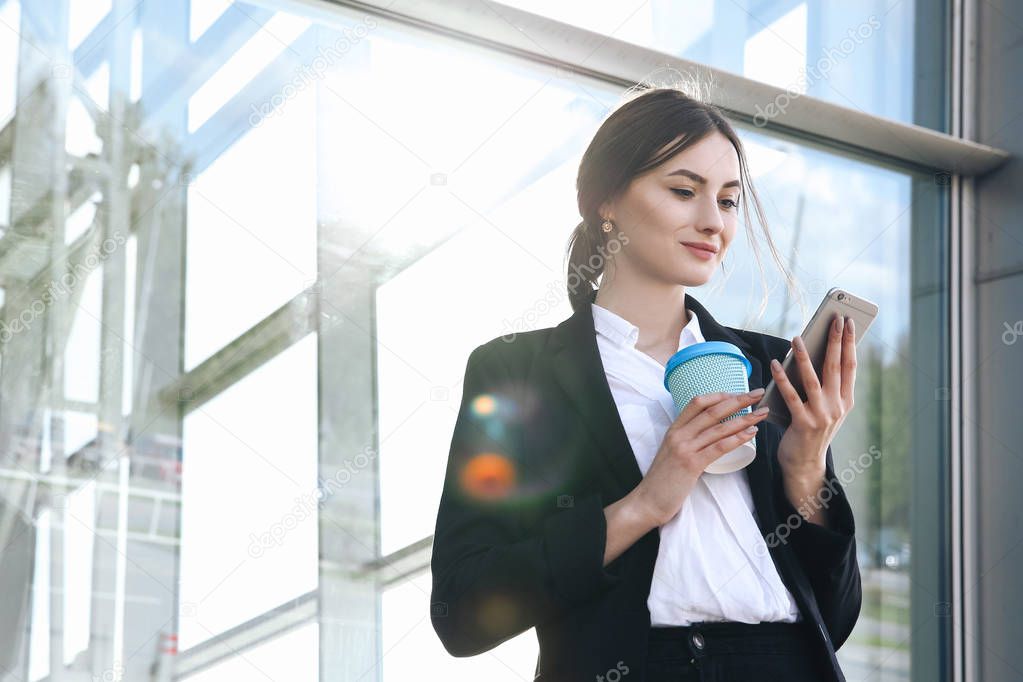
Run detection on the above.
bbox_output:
[564,81,803,325]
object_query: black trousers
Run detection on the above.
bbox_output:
[645,621,827,681]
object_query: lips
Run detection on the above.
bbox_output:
[680,241,719,253]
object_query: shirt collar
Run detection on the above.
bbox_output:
[591,301,705,350]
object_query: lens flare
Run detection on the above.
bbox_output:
[476,594,519,637]
[470,393,497,417]
[459,452,516,500]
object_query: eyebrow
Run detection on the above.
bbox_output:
[667,168,741,189]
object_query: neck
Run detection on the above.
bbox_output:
[593,281,691,348]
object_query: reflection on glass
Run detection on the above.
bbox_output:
[0,0,20,131]
[382,571,537,680]
[181,621,319,681]
[495,0,947,132]
[184,80,316,370]
[180,333,318,649]
[692,128,948,679]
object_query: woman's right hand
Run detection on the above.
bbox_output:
[630,389,770,527]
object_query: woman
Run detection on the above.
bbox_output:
[430,86,861,682]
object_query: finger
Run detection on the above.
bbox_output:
[687,391,768,448]
[677,391,726,421]
[821,313,844,401]
[695,390,765,430]
[696,419,761,465]
[676,391,762,441]
[840,316,857,405]
[680,390,753,423]
[769,355,808,423]
[791,334,822,406]
[692,403,769,452]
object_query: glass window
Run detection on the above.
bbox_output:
[495,0,949,132]
[0,0,18,133]
[184,71,317,370]
[694,129,950,680]
[180,333,318,649]
[381,570,537,679]
[181,621,319,681]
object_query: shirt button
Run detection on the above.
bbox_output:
[690,632,705,651]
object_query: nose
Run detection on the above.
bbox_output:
[695,194,726,235]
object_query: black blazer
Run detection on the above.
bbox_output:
[430,289,861,682]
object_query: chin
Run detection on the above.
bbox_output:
[676,272,714,287]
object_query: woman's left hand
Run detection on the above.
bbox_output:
[771,314,857,518]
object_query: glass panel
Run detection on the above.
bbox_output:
[190,0,236,43]
[67,0,110,52]
[27,509,50,682]
[63,480,97,665]
[0,164,11,229]
[0,0,19,132]
[64,265,102,404]
[184,59,317,369]
[693,131,951,680]
[181,621,319,681]
[180,333,318,649]
[495,0,949,132]
[381,570,537,680]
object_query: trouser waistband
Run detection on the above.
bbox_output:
[647,620,816,658]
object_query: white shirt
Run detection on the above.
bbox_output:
[591,302,802,625]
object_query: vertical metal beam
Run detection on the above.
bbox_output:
[317,168,381,678]
[0,0,74,675]
[39,0,72,678]
[317,283,382,679]
[950,0,978,678]
[110,2,191,680]
[90,1,134,679]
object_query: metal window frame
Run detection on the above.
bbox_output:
[302,0,1009,177]
[950,0,979,680]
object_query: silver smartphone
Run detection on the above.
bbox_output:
[754,287,878,427]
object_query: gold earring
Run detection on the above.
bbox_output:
[601,218,614,233]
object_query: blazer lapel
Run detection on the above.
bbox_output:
[548,289,770,517]
[548,291,644,493]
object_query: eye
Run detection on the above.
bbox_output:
[672,188,739,210]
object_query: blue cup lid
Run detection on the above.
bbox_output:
[663,341,752,392]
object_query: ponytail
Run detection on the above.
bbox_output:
[565,219,605,314]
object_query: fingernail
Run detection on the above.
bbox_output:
[745,425,758,433]
[846,317,854,334]
[793,336,805,351]
[833,316,843,333]
[749,387,765,396]
[754,406,769,414]
[771,358,781,370]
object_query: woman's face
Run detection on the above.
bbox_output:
[601,131,742,286]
